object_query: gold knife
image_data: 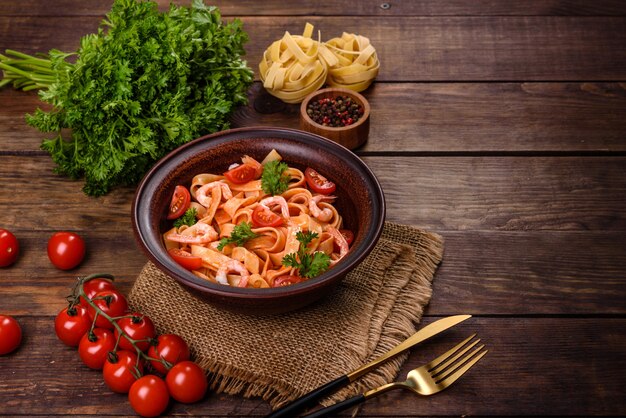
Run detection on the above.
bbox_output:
[265,314,472,418]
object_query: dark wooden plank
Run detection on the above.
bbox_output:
[2,16,626,81]
[3,82,626,154]
[2,156,625,233]
[3,0,626,17]
[0,317,623,416]
[0,230,623,317]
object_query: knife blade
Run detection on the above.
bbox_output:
[265,314,471,418]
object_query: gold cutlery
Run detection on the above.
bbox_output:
[265,314,472,418]
[301,334,488,417]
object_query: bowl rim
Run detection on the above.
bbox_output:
[131,126,385,300]
[300,87,370,132]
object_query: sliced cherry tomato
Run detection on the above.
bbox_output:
[0,229,19,268]
[168,248,203,271]
[103,350,143,394]
[0,315,22,355]
[47,231,86,270]
[251,205,283,228]
[165,361,208,404]
[224,163,257,184]
[129,375,170,418]
[87,289,129,329]
[273,275,303,287]
[114,313,156,352]
[80,277,116,309]
[148,334,191,375]
[305,167,336,195]
[78,328,116,370]
[167,185,191,220]
[54,305,92,347]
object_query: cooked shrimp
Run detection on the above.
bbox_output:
[215,259,250,287]
[309,195,336,222]
[325,226,349,264]
[166,222,218,244]
[195,181,233,207]
[259,196,290,220]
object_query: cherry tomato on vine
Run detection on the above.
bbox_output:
[224,163,257,184]
[167,185,191,220]
[251,205,283,228]
[168,248,203,271]
[78,328,116,370]
[80,277,116,308]
[103,350,144,394]
[0,315,22,355]
[47,231,86,270]
[147,334,190,375]
[272,275,302,287]
[114,313,156,352]
[165,361,208,404]
[54,305,92,347]
[129,375,170,417]
[0,229,19,268]
[304,167,336,195]
[87,289,128,329]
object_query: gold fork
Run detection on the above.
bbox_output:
[300,334,488,418]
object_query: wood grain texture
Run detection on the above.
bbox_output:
[2,16,626,81]
[2,0,626,16]
[0,317,623,416]
[3,82,626,154]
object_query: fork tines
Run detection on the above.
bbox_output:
[428,333,488,385]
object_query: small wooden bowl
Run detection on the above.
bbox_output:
[300,87,370,150]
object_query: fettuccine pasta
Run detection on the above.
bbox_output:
[163,150,352,288]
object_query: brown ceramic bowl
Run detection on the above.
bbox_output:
[132,127,385,315]
[300,87,370,150]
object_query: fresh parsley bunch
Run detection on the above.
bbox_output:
[282,231,331,279]
[22,0,253,196]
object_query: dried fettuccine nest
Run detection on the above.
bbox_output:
[259,24,379,103]
[324,32,380,92]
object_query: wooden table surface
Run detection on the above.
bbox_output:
[1,1,626,417]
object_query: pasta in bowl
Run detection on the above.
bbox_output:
[132,127,385,314]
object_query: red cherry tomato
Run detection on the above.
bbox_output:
[272,275,303,287]
[167,185,191,220]
[168,248,203,271]
[148,334,191,375]
[115,313,156,352]
[129,375,170,417]
[103,350,143,394]
[80,277,116,308]
[78,328,116,370]
[305,167,336,195]
[0,229,19,268]
[251,205,283,228]
[87,289,129,329]
[47,231,86,270]
[0,315,22,355]
[165,361,208,404]
[224,163,257,184]
[339,229,354,246]
[54,305,92,347]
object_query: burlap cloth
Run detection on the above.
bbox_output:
[128,221,443,409]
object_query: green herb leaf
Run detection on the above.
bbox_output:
[261,160,290,196]
[18,0,253,196]
[217,222,259,251]
[173,208,197,228]
[281,230,330,279]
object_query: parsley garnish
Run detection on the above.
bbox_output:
[261,160,290,196]
[217,222,259,251]
[173,208,197,228]
[282,231,331,279]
